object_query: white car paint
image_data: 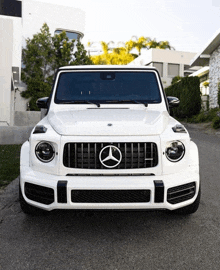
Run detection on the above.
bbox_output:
[20,66,200,213]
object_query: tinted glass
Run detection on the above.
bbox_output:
[55,71,161,103]
[54,30,79,40]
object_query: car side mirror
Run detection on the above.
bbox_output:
[167,96,180,108]
[36,97,49,109]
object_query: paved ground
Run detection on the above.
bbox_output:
[0,124,220,270]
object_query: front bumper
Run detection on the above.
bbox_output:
[20,164,200,211]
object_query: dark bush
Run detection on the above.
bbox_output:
[212,116,220,129]
[165,77,201,118]
[218,85,220,107]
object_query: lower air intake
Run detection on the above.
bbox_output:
[167,182,196,204]
[71,190,151,203]
[25,182,54,205]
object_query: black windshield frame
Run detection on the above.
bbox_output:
[54,70,162,104]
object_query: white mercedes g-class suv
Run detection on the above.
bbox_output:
[19,65,200,215]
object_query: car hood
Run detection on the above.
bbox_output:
[48,108,170,136]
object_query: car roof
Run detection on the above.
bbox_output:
[58,65,157,70]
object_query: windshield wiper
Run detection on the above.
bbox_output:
[106,100,148,107]
[60,100,100,107]
[133,100,148,107]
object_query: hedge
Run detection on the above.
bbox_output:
[218,82,220,107]
[165,77,201,118]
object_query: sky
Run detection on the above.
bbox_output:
[32,0,220,53]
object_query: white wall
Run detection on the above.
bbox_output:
[129,49,197,88]
[22,0,85,47]
[151,49,196,65]
[0,0,86,127]
[0,16,22,69]
[14,0,86,114]
[0,18,13,126]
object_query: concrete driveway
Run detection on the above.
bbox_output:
[0,125,220,270]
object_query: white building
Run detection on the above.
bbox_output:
[128,48,198,88]
[190,66,209,96]
[190,29,220,108]
[0,0,85,126]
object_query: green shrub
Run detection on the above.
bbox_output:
[218,88,220,107]
[171,76,183,85]
[165,77,201,118]
[188,108,220,126]
[197,113,206,122]
[205,108,219,121]
[206,95,209,111]
[189,112,207,123]
[212,116,220,129]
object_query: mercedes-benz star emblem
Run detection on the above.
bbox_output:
[99,145,122,168]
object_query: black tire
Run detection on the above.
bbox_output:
[19,182,48,216]
[170,186,201,215]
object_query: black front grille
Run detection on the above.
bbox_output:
[167,182,196,204]
[25,183,54,205]
[71,190,151,203]
[63,142,158,169]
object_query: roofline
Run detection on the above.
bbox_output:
[190,29,220,67]
[189,66,209,77]
[58,65,158,70]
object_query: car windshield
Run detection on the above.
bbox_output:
[55,71,161,104]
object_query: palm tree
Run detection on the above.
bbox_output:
[146,39,174,50]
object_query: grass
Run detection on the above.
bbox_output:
[0,145,21,189]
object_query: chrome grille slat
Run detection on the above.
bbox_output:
[74,143,77,168]
[94,143,97,168]
[68,143,71,167]
[131,143,133,169]
[138,143,140,168]
[88,143,90,169]
[63,142,158,169]
[125,143,127,169]
[81,143,83,168]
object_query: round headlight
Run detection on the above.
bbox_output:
[165,141,185,162]
[35,142,55,163]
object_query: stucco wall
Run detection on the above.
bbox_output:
[22,0,85,47]
[14,111,41,126]
[0,126,33,145]
[209,45,220,108]
[0,18,13,126]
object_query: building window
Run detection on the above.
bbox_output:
[0,0,22,17]
[168,64,179,77]
[12,67,19,84]
[54,29,83,40]
[153,62,163,77]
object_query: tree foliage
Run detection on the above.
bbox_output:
[171,76,183,85]
[21,23,92,110]
[89,36,174,65]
